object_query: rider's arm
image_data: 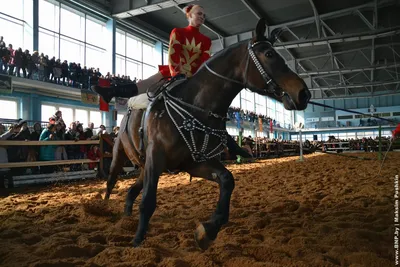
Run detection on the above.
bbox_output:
[200,37,212,64]
[168,28,183,76]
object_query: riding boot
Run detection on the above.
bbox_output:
[226,134,253,158]
[92,83,139,103]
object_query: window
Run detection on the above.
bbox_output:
[2,0,24,20]
[143,64,156,79]
[59,107,73,127]
[0,99,18,119]
[116,30,126,56]
[255,94,266,115]
[41,105,56,122]
[60,36,84,64]
[163,49,169,65]
[231,93,240,109]
[86,44,106,72]
[241,90,254,112]
[143,42,155,66]
[393,112,400,116]
[90,111,102,127]
[126,35,142,61]
[126,60,142,80]
[39,28,59,58]
[39,0,60,32]
[0,15,24,50]
[75,109,88,126]
[117,114,124,126]
[60,6,85,41]
[86,16,106,48]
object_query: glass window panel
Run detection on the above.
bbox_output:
[86,16,106,48]
[2,0,24,20]
[86,44,107,73]
[59,107,73,127]
[75,109,88,126]
[126,59,142,80]
[117,113,124,127]
[143,64,156,79]
[0,16,24,50]
[126,35,142,61]
[39,28,59,58]
[116,55,125,76]
[89,111,102,128]
[143,42,155,66]
[60,36,84,64]
[41,105,56,122]
[231,94,240,108]
[116,30,126,56]
[0,99,18,119]
[60,5,84,41]
[39,0,59,32]
[163,50,168,65]
[226,127,238,136]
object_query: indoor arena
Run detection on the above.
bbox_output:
[1,0,400,266]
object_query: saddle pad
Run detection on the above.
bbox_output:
[128,93,150,110]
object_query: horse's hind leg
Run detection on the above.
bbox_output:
[133,144,165,247]
[186,159,235,250]
[124,169,144,216]
[105,136,126,200]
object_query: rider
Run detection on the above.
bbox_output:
[94,4,252,159]
[92,4,211,103]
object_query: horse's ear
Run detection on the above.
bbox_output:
[269,28,283,45]
[255,18,266,39]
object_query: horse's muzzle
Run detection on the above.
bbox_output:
[283,87,311,110]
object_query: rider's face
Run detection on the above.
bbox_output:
[189,6,205,28]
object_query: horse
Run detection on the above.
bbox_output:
[104,18,311,250]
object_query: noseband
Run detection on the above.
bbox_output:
[205,40,285,98]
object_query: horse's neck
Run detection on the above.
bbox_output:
[180,44,246,116]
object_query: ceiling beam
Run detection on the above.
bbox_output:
[113,0,194,18]
[297,42,400,62]
[268,0,394,31]
[309,80,400,91]
[308,0,321,38]
[239,0,263,20]
[274,27,400,50]
[299,64,400,76]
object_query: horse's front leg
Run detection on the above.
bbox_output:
[133,143,165,247]
[187,159,235,250]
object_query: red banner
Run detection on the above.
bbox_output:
[98,78,110,112]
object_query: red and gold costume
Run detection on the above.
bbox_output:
[159,25,211,78]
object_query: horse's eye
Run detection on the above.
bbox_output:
[265,51,274,58]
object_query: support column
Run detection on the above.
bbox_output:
[33,0,39,51]
[106,19,116,75]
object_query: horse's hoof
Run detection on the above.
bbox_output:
[124,208,132,216]
[132,238,142,248]
[104,193,110,200]
[194,223,213,250]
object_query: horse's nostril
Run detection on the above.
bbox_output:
[299,88,311,102]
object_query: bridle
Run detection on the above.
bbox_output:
[205,40,286,98]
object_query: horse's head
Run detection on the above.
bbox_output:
[243,19,311,110]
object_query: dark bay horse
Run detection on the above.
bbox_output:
[105,18,311,249]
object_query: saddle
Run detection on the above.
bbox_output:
[135,74,188,160]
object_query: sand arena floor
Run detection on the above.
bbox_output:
[0,152,399,267]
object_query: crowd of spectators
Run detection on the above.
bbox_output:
[0,36,138,90]
[227,107,289,129]
[0,109,121,187]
